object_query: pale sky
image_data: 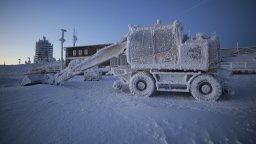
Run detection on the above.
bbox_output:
[1,0,256,64]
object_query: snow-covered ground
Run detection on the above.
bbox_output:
[0,66,256,144]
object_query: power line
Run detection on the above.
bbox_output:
[178,0,211,17]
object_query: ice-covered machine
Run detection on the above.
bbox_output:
[22,20,232,101]
[112,21,229,101]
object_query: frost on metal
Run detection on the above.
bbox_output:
[21,62,61,86]
[127,21,220,71]
[53,42,127,85]
[84,66,102,81]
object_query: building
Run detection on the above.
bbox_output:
[65,44,112,67]
[65,43,129,68]
[220,47,256,58]
[34,36,53,63]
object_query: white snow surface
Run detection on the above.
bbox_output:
[0,66,256,144]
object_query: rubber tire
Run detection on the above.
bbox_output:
[190,74,222,101]
[129,72,155,97]
[113,80,123,90]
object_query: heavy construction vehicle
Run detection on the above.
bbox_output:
[22,20,232,101]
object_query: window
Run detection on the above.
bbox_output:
[73,50,76,56]
[79,50,82,56]
[84,49,88,55]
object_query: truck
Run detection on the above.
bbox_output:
[22,20,232,101]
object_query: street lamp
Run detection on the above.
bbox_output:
[59,29,67,70]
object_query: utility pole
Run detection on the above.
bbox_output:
[59,29,67,70]
[73,27,78,47]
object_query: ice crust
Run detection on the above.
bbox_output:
[127,21,220,71]
[53,42,127,84]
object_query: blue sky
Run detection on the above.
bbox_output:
[0,0,256,64]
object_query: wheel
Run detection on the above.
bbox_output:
[113,80,123,90]
[190,74,222,101]
[129,72,155,97]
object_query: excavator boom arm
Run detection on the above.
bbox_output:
[53,41,127,85]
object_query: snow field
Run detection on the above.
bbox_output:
[0,72,256,144]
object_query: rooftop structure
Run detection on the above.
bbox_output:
[34,36,53,63]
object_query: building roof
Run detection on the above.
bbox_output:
[65,43,112,49]
[221,46,256,50]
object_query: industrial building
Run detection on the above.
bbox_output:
[34,36,53,63]
[220,47,256,57]
[65,44,112,67]
[65,43,129,67]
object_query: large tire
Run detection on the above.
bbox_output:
[129,72,155,97]
[190,74,222,101]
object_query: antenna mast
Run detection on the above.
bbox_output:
[73,27,78,47]
[60,29,67,70]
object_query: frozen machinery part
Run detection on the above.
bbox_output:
[84,66,102,81]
